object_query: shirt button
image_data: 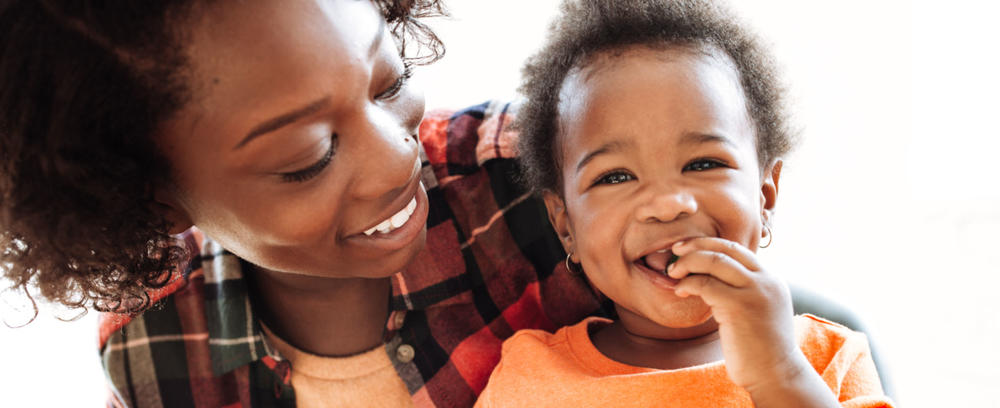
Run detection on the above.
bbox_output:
[393,312,406,328]
[396,344,415,363]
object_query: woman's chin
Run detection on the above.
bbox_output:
[372,226,427,278]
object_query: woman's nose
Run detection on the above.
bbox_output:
[634,184,699,223]
[346,109,420,200]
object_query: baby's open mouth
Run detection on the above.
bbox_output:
[638,249,679,276]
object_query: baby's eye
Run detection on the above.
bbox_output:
[683,159,726,172]
[594,171,635,186]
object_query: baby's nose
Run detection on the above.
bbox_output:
[634,186,698,223]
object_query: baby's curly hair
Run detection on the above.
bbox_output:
[0,0,445,322]
[517,0,794,194]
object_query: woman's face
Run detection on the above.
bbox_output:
[545,47,779,330]
[156,0,429,279]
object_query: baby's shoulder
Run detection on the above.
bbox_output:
[502,324,572,354]
[794,314,873,366]
[500,317,607,363]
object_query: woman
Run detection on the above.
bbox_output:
[1,0,602,406]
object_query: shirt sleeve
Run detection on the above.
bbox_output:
[796,314,896,408]
[837,334,896,408]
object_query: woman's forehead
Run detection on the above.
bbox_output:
[162,0,390,148]
[183,0,384,101]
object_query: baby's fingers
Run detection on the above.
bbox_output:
[667,249,753,288]
[672,273,734,300]
[672,237,762,272]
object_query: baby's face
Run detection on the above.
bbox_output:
[545,46,777,331]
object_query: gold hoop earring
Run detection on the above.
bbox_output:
[565,252,583,274]
[759,225,773,248]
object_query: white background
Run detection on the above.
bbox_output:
[3,0,998,406]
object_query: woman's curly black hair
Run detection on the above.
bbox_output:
[0,0,445,323]
[517,0,794,194]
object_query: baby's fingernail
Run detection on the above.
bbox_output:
[672,241,684,249]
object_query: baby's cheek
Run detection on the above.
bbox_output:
[576,217,618,255]
[722,185,764,245]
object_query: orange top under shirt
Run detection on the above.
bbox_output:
[261,324,413,408]
[475,314,894,408]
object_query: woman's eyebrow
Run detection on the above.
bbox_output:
[232,20,388,151]
[233,97,331,150]
[576,140,633,173]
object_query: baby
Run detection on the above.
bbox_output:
[475,0,894,407]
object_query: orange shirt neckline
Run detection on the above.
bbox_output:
[566,317,727,377]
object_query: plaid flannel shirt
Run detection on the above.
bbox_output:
[99,101,609,408]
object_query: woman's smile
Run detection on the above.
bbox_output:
[344,176,430,254]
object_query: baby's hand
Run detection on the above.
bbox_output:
[667,237,809,393]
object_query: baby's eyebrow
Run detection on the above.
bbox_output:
[575,139,633,173]
[680,131,736,148]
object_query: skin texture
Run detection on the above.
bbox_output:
[544,46,839,407]
[154,0,429,356]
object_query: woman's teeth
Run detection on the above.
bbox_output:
[363,197,417,236]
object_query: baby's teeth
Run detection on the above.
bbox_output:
[656,249,668,253]
[364,227,377,236]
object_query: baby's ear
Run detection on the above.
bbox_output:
[760,159,783,225]
[542,190,575,254]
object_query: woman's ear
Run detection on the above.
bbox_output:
[154,189,194,235]
[542,190,576,258]
[760,159,782,227]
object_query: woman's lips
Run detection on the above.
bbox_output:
[344,182,429,253]
[363,197,417,236]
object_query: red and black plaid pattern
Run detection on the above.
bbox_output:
[99,101,609,407]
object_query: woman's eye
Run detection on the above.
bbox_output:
[683,159,725,172]
[375,63,413,101]
[279,134,337,183]
[594,171,635,185]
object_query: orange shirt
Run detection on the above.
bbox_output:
[475,314,893,407]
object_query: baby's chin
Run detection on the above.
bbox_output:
[644,295,714,329]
